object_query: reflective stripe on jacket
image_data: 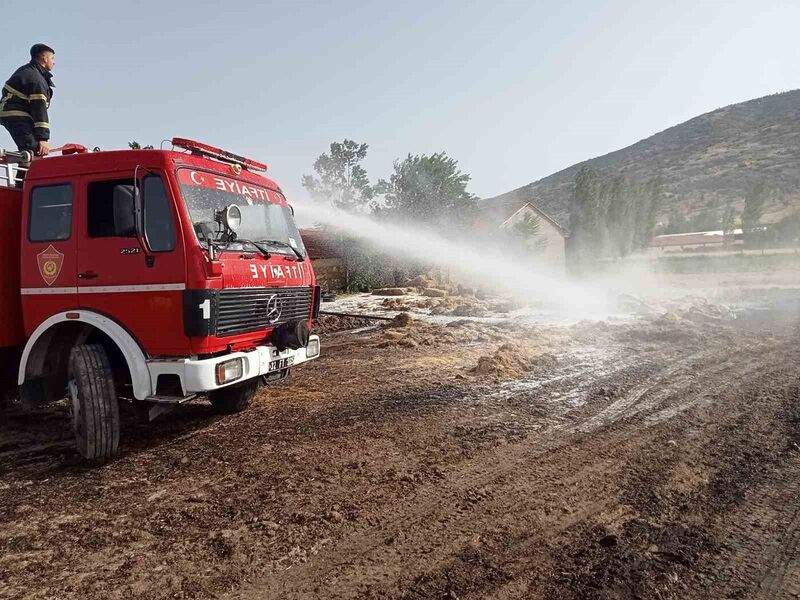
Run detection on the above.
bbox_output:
[0,61,54,141]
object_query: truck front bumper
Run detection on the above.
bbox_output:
[147,335,320,395]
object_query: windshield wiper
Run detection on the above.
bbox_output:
[214,237,272,258]
[236,239,273,259]
[257,239,305,261]
[195,221,273,259]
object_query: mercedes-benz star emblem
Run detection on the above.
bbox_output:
[265,294,282,324]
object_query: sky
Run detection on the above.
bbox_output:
[1,0,799,205]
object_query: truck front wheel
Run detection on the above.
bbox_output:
[208,379,258,414]
[67,344,121,462]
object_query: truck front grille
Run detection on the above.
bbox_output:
[216,286,313,336]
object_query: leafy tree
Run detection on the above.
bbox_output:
[375,152,477,230]
[663,207,690,234]
[603,175,663,257]
[722,199,737,247]
[570,168,662,260]
[302,139,374,212]
[635,176,663,249]
[605,175,636,257]
[770,212,800,246]
[128,141,153,149]
[741,180,768,237]
[568,165,604,260]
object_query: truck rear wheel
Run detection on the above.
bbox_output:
[67,344,120,462]
[208,379,258,414]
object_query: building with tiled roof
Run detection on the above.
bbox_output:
[474,197,567,271]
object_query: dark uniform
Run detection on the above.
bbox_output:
[0,60,54,152]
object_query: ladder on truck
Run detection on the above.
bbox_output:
[0,148,33,188]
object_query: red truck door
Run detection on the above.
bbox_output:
[20,181,79,334]
[75,172,188,355]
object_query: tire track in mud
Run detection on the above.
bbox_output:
[757,499,800,599]
[580,338,786,430]
[539,353,800,600]
[241,446,621,600]
[697,380,800,600]
[698,461,800,599]
[235,338,790,599]
[240,433,598,598]
[232,347,647,598]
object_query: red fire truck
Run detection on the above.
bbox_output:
[0,139,321,462]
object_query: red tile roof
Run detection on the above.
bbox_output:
[299,228,344,259]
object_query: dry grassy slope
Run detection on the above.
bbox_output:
[485,89,800,228]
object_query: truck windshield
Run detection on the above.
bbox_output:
[177,168,306,257]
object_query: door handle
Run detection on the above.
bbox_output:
[77,271,99,280]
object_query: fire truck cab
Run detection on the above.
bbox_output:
[0,139,321,462]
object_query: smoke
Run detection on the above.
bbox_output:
[296,201,618,318]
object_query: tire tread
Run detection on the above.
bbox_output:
[69,344,120,462]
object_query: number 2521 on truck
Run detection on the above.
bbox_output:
[0,138,321,462]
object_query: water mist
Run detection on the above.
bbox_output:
[296,201,618,320]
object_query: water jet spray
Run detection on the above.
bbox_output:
[297,201,618,320]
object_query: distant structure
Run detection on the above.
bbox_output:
[649,229,744,254]
[475,198,567,271]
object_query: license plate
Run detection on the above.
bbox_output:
[268,356,294,372]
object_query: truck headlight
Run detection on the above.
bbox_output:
[216,357,244,385]
[307,337,320,359]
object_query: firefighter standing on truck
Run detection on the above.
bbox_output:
[0,44,55,158]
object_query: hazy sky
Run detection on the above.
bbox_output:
[2,0,798,203]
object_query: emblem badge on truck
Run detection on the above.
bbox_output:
[265,294,282,324]
[36,245,64,286]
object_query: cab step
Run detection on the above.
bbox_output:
[143,394,197,422]
[145,393,197,405]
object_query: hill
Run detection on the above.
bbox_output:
[484,90,800,230]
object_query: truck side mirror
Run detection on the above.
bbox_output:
[113,184,136,236]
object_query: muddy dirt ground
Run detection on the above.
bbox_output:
[1,288,799,599]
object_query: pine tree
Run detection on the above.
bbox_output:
[510,212,548,254]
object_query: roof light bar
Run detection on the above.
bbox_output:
[171,137,268,172]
